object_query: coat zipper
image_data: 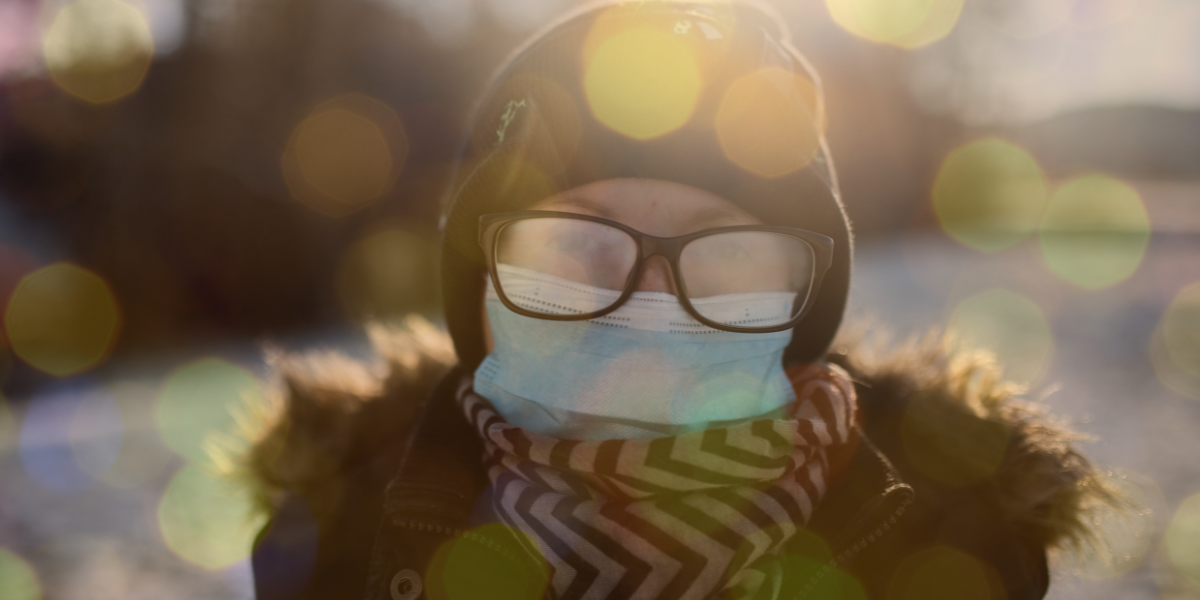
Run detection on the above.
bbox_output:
[790,488,914,600]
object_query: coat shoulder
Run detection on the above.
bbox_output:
[221,316,456,520]
[825,329,1120,555]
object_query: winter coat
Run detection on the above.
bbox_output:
[235,318,1111,600]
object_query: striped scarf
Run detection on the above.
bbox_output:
[458,363,857,600]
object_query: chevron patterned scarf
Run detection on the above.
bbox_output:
[458,363,858,600]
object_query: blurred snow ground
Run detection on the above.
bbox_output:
[3,187,1200,598]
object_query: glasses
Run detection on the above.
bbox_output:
[478,211,833,333]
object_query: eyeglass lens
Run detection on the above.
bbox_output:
[494,217,815,328]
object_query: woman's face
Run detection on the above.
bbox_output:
[483,177,761,351]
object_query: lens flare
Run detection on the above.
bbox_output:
[42,0,154,104]
[1039,175,1150,290]
[0,547,41,600]
[282,94,407,216]
[715,68,824,178]
[765,529,867,599]
[1152,282,1200,400]
[425,523,548,600]
[825,0,965,48]
[948,288,1053,385]
[887,546,999,598]
[1164,283,1200,379]
[584,24,701,140]
[4,263,121,376]
[157,462,264,570]
[336,226,437,320]
[156,358,262,463]
[933,139,1048,253]
[1167,491,1200,587]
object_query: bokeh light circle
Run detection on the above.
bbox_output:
[1163,282,1200,379]
[584,27,701,140]
[336,226,438,320]
[0,547,41,600]
[932,139,1048,253]
[825,0,965,48]
[715,67,823,178]
[1166,491,1200,587]
[887,545,999,599]
[282,94,407,216]
[947,288,1053,385]
[156,358,262,463]
[4,263,122,376]
[425,523,548,600]
[18,384,123,494]
[42,0,154,104]
[295,110,390,201]
[1039,174,1150,289]
[157,462,265,570]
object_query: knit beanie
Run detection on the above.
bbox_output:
[440,0,853,369]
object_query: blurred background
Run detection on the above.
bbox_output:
[1,0,1199,598]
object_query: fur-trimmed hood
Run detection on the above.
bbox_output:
[224,316,1118,557]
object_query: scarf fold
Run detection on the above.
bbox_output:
[458,363,858,600]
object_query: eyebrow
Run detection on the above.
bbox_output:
[686,207,752,228]
[540,194,757,229]
[539,195,620,220]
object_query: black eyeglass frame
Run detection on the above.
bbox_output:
[478,211,834,333]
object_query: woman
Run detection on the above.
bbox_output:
[244,2,1113,599]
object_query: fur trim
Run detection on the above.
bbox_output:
[826,326,1125,555]
[222,317,1120,553]
[214,316,454,519]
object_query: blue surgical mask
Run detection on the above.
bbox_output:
[474,270,796,440]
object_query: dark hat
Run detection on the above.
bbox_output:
[441,0,853,368]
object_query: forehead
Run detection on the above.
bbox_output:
[531,178,760,235]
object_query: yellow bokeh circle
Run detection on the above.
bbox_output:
[157,462,264,570]
[1166,492,1200,587]
[887,545,999,599]
[282,94,407,216]
[715,67,824,178]
[1162,282,1200,379]
[933,138,1048,253]
[336,226,438,320]
[4,263,121,376]
[42,0,154,104]
[0,547,41,600]
[947,288,1053,385]
[1039,174,1150,290]
[156,358,263,462]
[425,523,548,600]
[826,0,965,48]
[584,27,702,140]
